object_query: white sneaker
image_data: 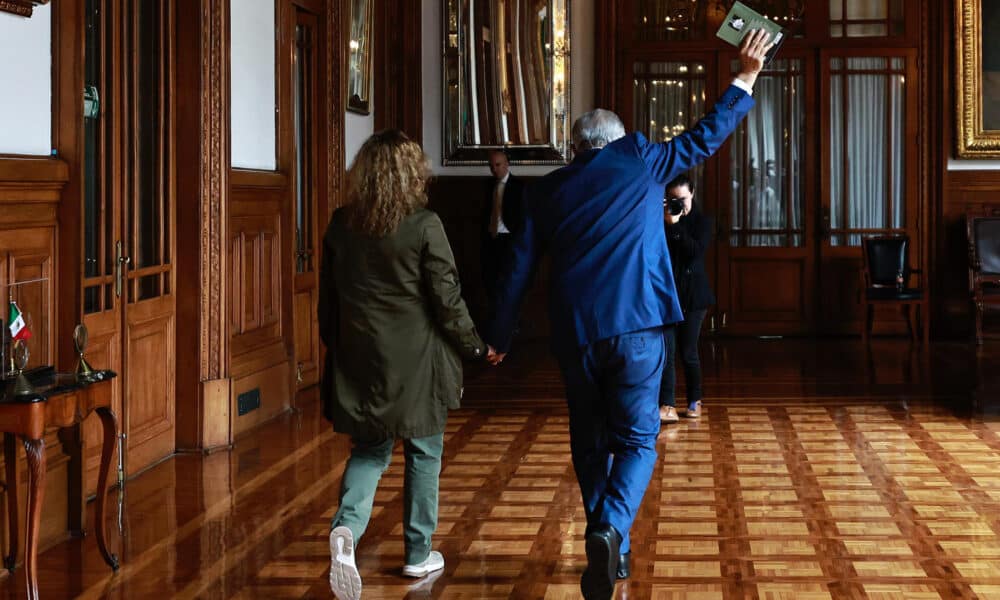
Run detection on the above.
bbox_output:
[402,550,445,578]
[329,526,362,600]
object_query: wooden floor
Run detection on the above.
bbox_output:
[4,338,1000,599]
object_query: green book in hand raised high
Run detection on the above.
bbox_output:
[716,1,786,65]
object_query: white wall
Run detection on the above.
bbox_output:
[231,0,277,170]
[345,111,374,168]
[0,6,52,156]
[421,0,595,176]
[949,159,1000,170]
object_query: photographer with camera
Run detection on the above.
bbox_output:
[660,173,714,423]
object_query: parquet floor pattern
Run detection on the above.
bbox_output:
[238,403,1000,600]
[6,340,1000,599]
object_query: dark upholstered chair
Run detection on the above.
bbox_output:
[860,236,928,343]
[967,209,1000,344]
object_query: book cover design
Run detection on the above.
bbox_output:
[716,1,785,64]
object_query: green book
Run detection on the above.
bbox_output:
[716,1,786,65]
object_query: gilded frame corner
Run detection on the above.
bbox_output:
[956,0,1000,158]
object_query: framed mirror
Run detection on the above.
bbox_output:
[347,0,374,114]
[442,0,570,165]
[956,0,1000,157]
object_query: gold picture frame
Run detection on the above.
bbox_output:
[346,0,374,115]
[956,0,1000,157]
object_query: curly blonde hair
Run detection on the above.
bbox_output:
[345,129,432,237]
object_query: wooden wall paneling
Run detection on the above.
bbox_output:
[327,0,345,217]
[53,0,84,374]
[197,0,231,450]
[123,307,175,476]
[174,0,231,452]
[373,0,422,141]
[594,0,618,111]
[0,2,73,545]
[428,176,550,339]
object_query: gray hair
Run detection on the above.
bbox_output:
[572,109,626,151]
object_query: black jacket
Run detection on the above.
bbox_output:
[665,205,715,312]
[480,174,526,238]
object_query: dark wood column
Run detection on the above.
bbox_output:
[373,0,422,143]
[175,0,231,451]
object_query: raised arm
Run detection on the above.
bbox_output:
[641,29,773,184]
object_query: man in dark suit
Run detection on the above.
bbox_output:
[485,30,772,600]
[481,149,525,321]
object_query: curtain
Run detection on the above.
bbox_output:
[830,56,905,246]
[730,59,804,248]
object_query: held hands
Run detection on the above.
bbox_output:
[735,29,775,90]
[486,345,506,366]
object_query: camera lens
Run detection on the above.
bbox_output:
[667,197,685,216]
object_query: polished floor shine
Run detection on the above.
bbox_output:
[4,339,1000,599]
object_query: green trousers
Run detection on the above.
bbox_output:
[330,432,443,565]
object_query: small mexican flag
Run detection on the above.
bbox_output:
[8,301,31,342]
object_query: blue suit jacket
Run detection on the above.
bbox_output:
[487,85,755,354]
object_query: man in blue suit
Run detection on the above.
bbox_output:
[485,31,773,600]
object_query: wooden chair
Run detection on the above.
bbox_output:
[860,236,928,343]
[967,209,1000,344]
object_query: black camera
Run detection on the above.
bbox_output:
[665,197,685,216]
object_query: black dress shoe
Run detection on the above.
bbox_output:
[616,551,630,580]
[581,524,622,600]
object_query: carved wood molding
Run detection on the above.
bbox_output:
[200,0,229,382]
[329,0,345,213]
[0,0,48,17]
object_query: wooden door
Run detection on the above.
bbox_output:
[714,51,818,335]
[82,0,176,487]
[292,7,322,390]
[818,49,919,334]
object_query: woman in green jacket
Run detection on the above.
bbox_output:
[321,130,489,600]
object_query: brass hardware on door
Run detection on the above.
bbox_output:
[721,312,728,329]
[821,208,831,237]
[296,362,304,384]
[115,241,131,298]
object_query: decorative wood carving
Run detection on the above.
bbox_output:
[200,0,229,381]
[329,0,345,212]
[0,0,48,18]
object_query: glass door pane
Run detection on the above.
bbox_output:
[632,61,707,192]
[729,58,805,248]
[828,56,906,246]
[129,0,171,301]
[84,0,115,315]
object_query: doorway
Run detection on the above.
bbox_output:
[81,0,176,486]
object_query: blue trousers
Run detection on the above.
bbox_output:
[555,327,664,554]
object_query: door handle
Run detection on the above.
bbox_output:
[115,240,131,298]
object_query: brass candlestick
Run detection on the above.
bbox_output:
[74,324,94,377]
[11,339,33,396]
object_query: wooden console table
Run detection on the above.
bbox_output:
[0,369,119,600]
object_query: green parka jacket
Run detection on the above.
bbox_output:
[318,207,486,439]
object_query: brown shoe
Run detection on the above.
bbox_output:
[683,401,702,419]
[659,405,679,423]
